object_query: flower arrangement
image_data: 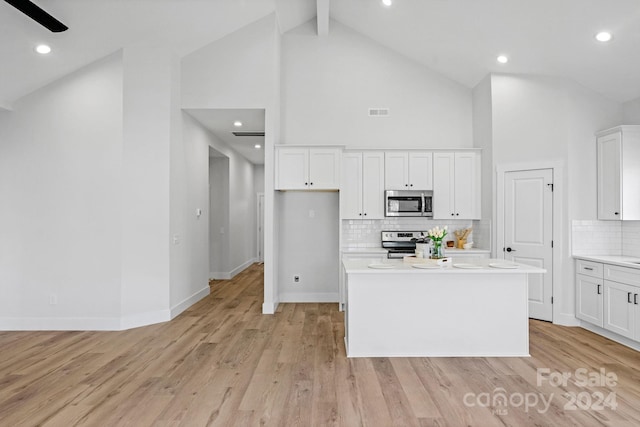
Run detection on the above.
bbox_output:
[426,226,448,259]
[426,225,448,242]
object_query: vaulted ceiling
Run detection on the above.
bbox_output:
[2,0,639,107]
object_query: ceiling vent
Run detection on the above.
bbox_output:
[232,131,265,137]
[368,108,390,117]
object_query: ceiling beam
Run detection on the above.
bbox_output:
[317,0,329,36]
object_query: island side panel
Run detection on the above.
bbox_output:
[345,272,529,357]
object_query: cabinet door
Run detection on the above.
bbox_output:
[597,132,622,220]
[408,152,433,190]
[341,153,363,219]
[603,280,636,339]
[309,148,340,189]
[576,274,604,327]
[362,152,385,219]
[433,153,455,219]
[276,147,308,190]
[384,152,409,190]
[453,152,480,219]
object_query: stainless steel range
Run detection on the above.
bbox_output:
[382,231,430,259]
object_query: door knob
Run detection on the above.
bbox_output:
[505,247,516,252]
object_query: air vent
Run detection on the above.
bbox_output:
[368,108,390,117]
[232,131,265,137]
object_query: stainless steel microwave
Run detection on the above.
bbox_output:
[385,190,433,217]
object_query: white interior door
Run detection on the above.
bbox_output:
[504,169,553,321]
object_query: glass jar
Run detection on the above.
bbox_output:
[430,240,444,259]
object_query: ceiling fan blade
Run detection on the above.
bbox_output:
[4,0,68,32]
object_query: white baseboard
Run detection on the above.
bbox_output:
[279,292,339,303]
[553,313,580,327]
[230,258,257,279]
[171,286,210,319]
[210,258,257,281]
[579,322,640,352]
[0,317,121,331]
[210,271,231,280]
[120,309,171,330]
[262,300,279,314]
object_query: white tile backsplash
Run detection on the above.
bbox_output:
[571,220,622,256]
[342,218,491,250]
[622,221,640,257]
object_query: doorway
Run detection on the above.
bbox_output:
[497,166,557,322]
[257,193,264,263]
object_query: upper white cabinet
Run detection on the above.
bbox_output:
[597,126,640,220]
[384,152,433,190]
[341,152,385,219]
[276,146,341,190]
[432,151,481,219]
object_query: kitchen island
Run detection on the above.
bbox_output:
[342,258,545,357]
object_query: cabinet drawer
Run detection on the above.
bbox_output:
[604,264,640,286]
[576,259,603,278]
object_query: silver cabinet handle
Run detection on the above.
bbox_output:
[628,292,633,304]
[584,267,594,271]
[597,284,601,295]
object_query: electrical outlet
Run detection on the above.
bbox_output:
[294,275,300,283]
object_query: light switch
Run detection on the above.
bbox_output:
[196,208,202,218]
[172,234,180,245]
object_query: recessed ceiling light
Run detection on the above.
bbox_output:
[595,31,613,42]
[35,44,51,54]
[233,121,243,127]
[497,55,509,64]
[382,0,392,7]
[254,144,262,149]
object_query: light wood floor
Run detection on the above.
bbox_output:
[1,263,640,426]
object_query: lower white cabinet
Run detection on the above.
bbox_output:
[576,274,604,327]
[575,258,640,342]
[604,280,637,340]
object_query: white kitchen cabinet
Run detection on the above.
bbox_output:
[432,151,481,219]
[575,258,640,342]
[384,151,432,190]
[603,280,636,339]
[596,126,640,220]
[576,274,604,327]
[276,146,341,190]
[341,152,385,219]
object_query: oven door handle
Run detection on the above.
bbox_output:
[421,193,426,216]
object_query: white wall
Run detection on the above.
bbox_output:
[182,15,278,109]
[253,164,265,193]
[278,192,339,302]
[0,54,124,329]
[169,107,210,315]
[120,47,178,327]
[623,97,640,124]
[472,75,493,247]
[181,14,280,312]
[281,19,473,148]
[488,74,621,325]
[209,156,230,277]
[183,113,258,279]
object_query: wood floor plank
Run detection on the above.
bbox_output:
[1,263,640,426]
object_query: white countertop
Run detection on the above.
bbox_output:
[341,247,491,255]
[343,258,545,274]
[573,254,640,269]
